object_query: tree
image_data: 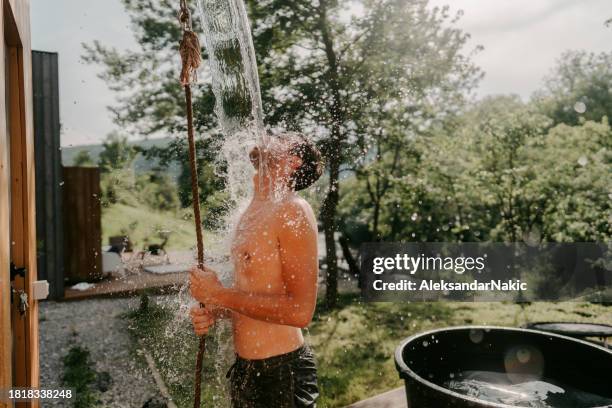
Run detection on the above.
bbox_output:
[341,96,551,244]
[145,136,228,229]
[455,96,552,242]
[98,131,139,172]
[98,132,140,206]
[73,150,95,167]
[534,50,612,126]
[531,119,611,242]
[136,171,180,211]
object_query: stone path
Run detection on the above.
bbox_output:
[39,298,163,407]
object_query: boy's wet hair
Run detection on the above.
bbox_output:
[286,133,323,191]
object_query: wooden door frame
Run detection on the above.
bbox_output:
[1,1,38,407]
[0,3,11,400]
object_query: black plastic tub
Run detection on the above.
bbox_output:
[394,326,612,408]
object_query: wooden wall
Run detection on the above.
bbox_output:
[1,0,39,406]
[33,50,64,299]
[0,3,12,396]
[62,167,102,282]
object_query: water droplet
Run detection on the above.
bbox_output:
[523,228,541,247]
[469,329,484,344]
[516,348,531,363]
[574,101,586,114]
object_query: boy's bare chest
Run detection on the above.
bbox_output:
[232,207,283,287]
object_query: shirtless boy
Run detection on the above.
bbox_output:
[189,133,323,407]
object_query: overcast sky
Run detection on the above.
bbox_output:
[31,0,611,147]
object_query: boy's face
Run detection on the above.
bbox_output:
[249,136,302,181]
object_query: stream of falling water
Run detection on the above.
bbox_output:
[195,0,271,239]
[196,0,264,131]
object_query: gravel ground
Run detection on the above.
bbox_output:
[39,297,163,407]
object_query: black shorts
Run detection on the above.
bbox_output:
[226,345,319,407]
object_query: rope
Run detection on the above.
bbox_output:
[178,1,206,406]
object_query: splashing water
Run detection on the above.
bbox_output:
[183,0,269,403]
[444,371,612,408]
[137,0,290,403]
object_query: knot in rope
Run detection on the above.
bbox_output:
[178,0,202,85]
[178,0,192,29]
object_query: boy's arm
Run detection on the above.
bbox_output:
[209,304,232,319]
[191,201,318,328]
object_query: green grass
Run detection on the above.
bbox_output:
[124,294,612,407]
[125,295,230,407]
[101,203,218,251]
[62,345,99,408]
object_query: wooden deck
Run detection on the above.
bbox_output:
[63,271,188,300]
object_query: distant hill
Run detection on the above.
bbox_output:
[61,137,182,179]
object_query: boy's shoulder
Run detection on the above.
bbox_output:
[274,195,316,232]
[279,195,314,216]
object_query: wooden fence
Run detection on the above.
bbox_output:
[62,167,102,282]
